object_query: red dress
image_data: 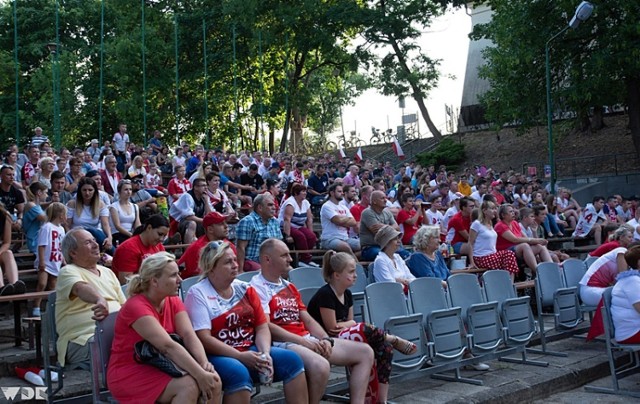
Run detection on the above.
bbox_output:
[107,294,185,404]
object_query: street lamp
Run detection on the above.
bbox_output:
[546,1,594,194]
[46,42,61,150]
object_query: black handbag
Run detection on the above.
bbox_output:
[134,333,188,377]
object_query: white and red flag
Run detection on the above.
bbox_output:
[392,137,405,159]
[354,147,363,162]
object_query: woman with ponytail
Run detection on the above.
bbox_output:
[111,214,168,285]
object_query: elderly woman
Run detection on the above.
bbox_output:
[127,155,148,182]
[279,183,317,266]
[65,157,85,195]
[611,245,640,343]
[406,226,450,286]
[185,242,308,403]
[469,200,519,281]
[495,204,552,274]
[109,180,141,246]
[67,177,113,252]
[107,252,222,403]
[590,225,634,258]
[373,225,416,287]
[33,157,55,189]
[168,165,191,203]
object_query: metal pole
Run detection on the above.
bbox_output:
[174,13,180,145]
[232,25,239,152]
[99,0,104,145]
[546,25,569,195]
[54,0,60,150]
[13,0,19,145]
[203,19,209,149]
[259,30,265,151]
[141,0,147,146]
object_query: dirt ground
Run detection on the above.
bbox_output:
[452,114,635,174]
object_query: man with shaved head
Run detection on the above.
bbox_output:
[360,190,409,261]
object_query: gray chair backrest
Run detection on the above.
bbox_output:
[583,255,598,269]
[44,291,63,402]
[364,282,409,328]
[408,277,449,323]
[447,273,486,318]
[236,271,259,283]
[481,270,517,302]
[351,264,368,293]
[367,262,376,284]
[535,262,564,308]
[288,267,325,289]
[180,276,201,301]
[298,286,320,307]
[601,287,615,342]
[352,292,365,324]
[562,258,587,289]
[92,312,118,396]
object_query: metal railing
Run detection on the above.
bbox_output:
[522,152,640,179]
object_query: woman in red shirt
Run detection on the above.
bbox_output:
[494,204,553,274]
[395,193,423,244]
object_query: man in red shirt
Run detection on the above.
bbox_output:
[250,238,374,404]
[491,180,506,205]
[447,197,475,255]
[177,211,235,278]
[350,185,372,223]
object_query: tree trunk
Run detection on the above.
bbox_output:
[590,106,605,130]
[269,125,275,155]
[388,38,442,141]
[627,76,640,157]
[280,106,292,153]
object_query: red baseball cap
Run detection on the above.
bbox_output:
[203,212,228,228]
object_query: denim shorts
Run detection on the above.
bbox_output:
[208,345,304,394]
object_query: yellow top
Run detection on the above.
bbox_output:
[55,264,125,366]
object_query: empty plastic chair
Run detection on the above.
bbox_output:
[90,312,119,403]
[298,286,320,307]
[236,271,258,283]
[288,266,325,289]
[180,276,202,301]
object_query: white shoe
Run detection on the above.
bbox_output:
[32,307,41,317]
[467,362,490,371]
[306,262,320,267]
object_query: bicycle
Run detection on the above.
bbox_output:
[370,127,394,144]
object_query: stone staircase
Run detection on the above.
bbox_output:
[341,136,440,168]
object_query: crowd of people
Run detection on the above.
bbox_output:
[5,125,640,402]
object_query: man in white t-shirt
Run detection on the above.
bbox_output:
[573,196,607,244]
[470,180,488,205]
[319,183,359,254]
[338,184,358,211]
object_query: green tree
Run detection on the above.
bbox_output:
[359,0,466,141]
[472,1,640,154]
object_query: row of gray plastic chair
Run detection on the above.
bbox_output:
[362,271,550,386]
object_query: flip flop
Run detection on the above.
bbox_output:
[391,336,417,355]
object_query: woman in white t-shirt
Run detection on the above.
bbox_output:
[279,183,317,265]
[66,177,113,252]
[171,147,186,168]
[611,246,640,343]
[109,180,141,245]
[468,200,519,281]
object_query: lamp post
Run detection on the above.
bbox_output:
[546,1,594,194]
[46,42,61,150]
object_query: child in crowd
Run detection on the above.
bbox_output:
[33,202,67,316]
[23,182,48,254]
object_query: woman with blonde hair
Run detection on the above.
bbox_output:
[184,242,308,404]
[307,250,417,403]
[108,252,222,403]
[468,200,519,281]
[127,155,148,183]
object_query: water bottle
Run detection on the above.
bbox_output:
[258,353,272,385]
[439,242,449,259]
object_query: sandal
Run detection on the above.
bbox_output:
[390,335,417,355]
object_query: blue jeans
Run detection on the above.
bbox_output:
[361,245,410,261]
[311,195,327,206]
[543,214,564,236]
[208,346,304,394]
[83,226,114,255]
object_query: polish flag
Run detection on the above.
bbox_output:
[392,137,405,159]
[354,147,363,162]
[339,147,347,158]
